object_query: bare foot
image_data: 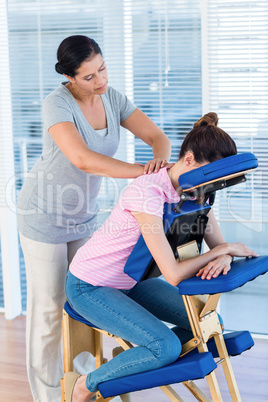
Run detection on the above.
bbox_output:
[72,375,95,402]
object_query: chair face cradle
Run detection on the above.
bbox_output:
[61,153,268,402]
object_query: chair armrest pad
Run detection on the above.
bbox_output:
[177,256,268,295]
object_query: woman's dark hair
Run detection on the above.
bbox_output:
[55,35,102,77]
[179,112,237,163]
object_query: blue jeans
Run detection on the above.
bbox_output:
[65,272,192,392]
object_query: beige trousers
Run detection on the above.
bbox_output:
[19,233,90,402]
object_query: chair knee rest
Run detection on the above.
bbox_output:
[188,331,254,360]
[208,331,254,357]
[98,352,216,398]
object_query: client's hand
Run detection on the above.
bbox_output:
[196,242,258,280]
[227,242,258,258]
[196,255,233,280]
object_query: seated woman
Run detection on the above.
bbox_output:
[64,112,258,402]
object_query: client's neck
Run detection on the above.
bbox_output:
[167,161,184,194]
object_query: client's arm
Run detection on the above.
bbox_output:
[197,208,242,280]
[131,210,258,286]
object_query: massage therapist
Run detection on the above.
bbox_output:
[17,35,171,402]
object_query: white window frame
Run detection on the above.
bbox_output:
[0,0,22,319]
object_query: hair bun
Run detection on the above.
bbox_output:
[55,62,64,75]
[193,112,218,128]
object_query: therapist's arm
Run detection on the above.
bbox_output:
[121,108,171,174]
[48,121,144,178]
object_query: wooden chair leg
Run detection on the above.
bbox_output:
[94,330,104,369]
[62,310,74,372]
[204,371,222,402]
[60,378,65,402]
[182,381,211,402]
[198,343,223,402]
[214,334,242,402]
[160,385,185,401]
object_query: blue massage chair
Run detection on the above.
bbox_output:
[61,152,268,402]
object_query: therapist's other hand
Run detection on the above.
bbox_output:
[143,158,170,174]
[196,255,233,280]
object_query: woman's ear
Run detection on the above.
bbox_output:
[184,153,208,171]
[64,74,75,84]
[183,152,195,167]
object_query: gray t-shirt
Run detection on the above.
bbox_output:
[17,83,136,243]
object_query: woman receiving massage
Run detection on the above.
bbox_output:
[64,112,258,402]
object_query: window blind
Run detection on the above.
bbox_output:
[6,0,131,312]
[131,0,202,163]
[205,0,268,228]
[3,0,202,312]
[205,0,268,334]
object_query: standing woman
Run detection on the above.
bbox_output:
[17,35,171,402]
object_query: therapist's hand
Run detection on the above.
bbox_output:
[196,254,233,280]
[143,159,174,174]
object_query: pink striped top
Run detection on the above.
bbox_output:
[69,167,180,289]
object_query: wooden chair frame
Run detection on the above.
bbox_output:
[182,293,241,402]
[176,241,242,402]
[61,308,212,402]
[60,253,244,402]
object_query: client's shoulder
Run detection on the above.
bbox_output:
[125,168,167,195]
[133,167,167,185]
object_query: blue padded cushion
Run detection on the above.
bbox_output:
[207,331,254,358]
[98,352,216,398]
[177,256,268,295]
[189,331,254,359]
[179,152,258,190]
[124,201,210,282]
[64,301,99,329]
